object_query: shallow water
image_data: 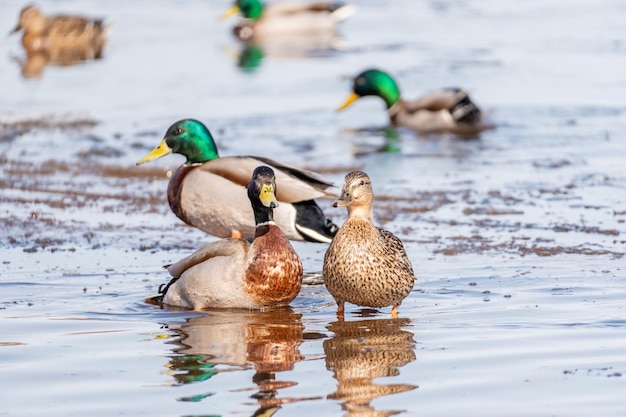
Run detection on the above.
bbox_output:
[1,0,625,416]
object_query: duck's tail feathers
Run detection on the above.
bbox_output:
[448,89,482,124]
[145,276,179,305]
[293,200,338,243]
[101,23,115,37]
[329,3,357,23]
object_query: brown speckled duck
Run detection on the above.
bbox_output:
[11,5,110,55]
[149,166,303,310]
[323,171,415,317]
[338,68,491,136]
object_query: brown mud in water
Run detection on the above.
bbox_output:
[2,143,623,258]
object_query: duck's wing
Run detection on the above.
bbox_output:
[266,2,335,14]
[403,88,468,113]
[254,155,340,197]
[48,15,105,36]
[167,238,249,278]
[377,228,415,277]
[199,156,339,202]
[403,88,483,126]
[266,1,355,20]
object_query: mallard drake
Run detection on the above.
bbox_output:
[338,68,490,135]
[136,119,338,243]
[323,171,415,317]
[10,5,109,55]
[220,0,356,42]
[150,166,303,310]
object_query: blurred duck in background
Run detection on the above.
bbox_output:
[10,4,110,78]
[338,68,492,136]
[220,0,356,42]
[220,0,356,72]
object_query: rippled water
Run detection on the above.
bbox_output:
[1,0,625,416]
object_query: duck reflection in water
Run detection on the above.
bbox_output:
[10,5,110,78]
[325,317,418,416]
[228,35,348,73]
[163,308,320,414]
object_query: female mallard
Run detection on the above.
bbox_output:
[323,171,415,317]
[136,119,338,243]
[220,0,356,41]
[338,68,490,135]
[150,166,303,310]
[10,5,109,54]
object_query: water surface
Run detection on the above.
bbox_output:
[1,0,625,416]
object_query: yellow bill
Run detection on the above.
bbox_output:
[136,139,173,165]
[336,91,360,112]
[219,5,241,19]
[260,184,278,208]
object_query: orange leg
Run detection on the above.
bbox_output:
[231,230,242,239]
[391,305,399,318]
[337,301,345,318]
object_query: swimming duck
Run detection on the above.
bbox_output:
[10,5,109,55]
[338,69,489,135]
[323,171,415,317]
[220,0,356,42]
[150,165,303,310]
[136,119,338,243]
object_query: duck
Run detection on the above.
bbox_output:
[136,119,338,243]
[149,165,303,310]
[220,0,356,42]
[10,5,109,56]
[322,171,415,317]
[338,68,491,136]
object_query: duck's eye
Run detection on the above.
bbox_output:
[359,180,364,186]
[173,128,183,136]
